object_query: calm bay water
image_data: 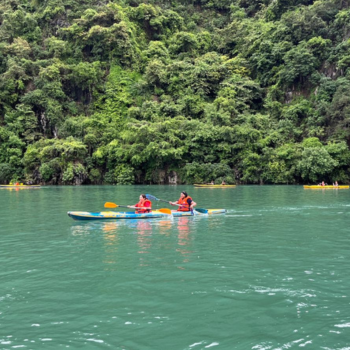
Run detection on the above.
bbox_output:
[1,185,350,349]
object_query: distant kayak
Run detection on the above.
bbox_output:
[194,184,236,188]
[0,185,41,189]
[303,185,349,189]
[67,209,226,220]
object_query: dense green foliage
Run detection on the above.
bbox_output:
[1,0,350,184]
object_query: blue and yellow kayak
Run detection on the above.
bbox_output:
[67,209,226,220]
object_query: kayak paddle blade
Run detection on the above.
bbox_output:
[104,202,118,208]
[195,208,208,214]
[159,208,172,215]
[146,194,158,201]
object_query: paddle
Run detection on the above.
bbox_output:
[104,202,171,215]
[145,194,208,214]
[193,208,209,214]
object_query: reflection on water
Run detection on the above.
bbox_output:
[102,221,119,233]
[137,220,152,266]
[70,219,130,236]
[158,219,172,235]
[69,217,196,267]
[176,217,193,265]
[177,217,190,241]
[103,229,119,266]
[70,221,101,236]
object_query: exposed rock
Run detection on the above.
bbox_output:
[168,171,178,184]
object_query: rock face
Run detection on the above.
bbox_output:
[152,170,180,184]
[73,172,87,185]
[168,171,178,184]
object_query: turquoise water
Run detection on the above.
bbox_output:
[1,185,350,349]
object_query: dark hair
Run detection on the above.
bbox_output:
[181,191,188,197]
[141,194,147,199]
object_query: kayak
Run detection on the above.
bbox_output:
[194,184,236,188]
[303,185,349,189]
[0,185,41,188]
[67,209,227,220]
[67,211,167,220]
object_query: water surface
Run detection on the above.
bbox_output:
[1,185,350,349]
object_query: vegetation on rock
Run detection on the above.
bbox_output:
[1,0,350,184]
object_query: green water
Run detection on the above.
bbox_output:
[1,185,350,349]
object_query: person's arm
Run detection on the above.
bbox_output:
[127,203,138,209]
[169,200,179,206]
[188,198,196,208]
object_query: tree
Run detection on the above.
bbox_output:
[298,147,337,183]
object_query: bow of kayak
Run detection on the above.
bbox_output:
[172,209,226,216]
[206,209,227,214]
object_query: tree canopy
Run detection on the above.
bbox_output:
[1,0,350,184]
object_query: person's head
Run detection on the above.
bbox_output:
[180,191,188,199]
[139,194,147,201]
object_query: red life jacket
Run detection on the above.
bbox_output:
[135,199,152,214]
[177,196,192,212]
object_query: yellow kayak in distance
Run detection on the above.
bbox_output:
[303,185,349,189]
[0,185,41,189]
[194,184,236,188]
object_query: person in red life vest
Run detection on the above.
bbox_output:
[128,194,152,213]
[169,191,197,212]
